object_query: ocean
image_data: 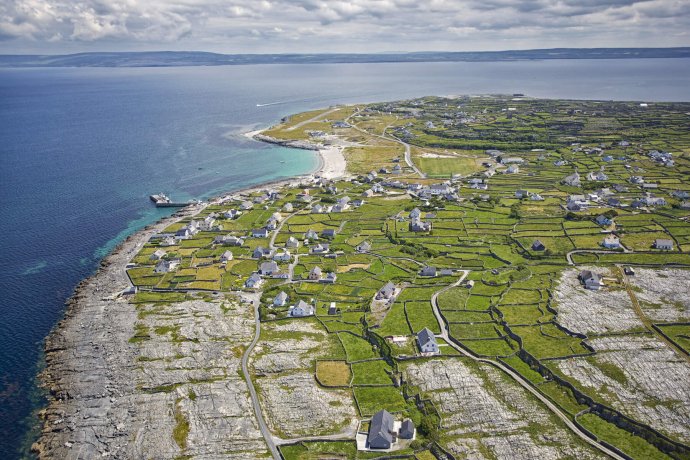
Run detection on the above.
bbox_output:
[1,58,689,458]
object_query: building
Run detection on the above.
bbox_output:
[310,243,330,254]
[328,302,338,315]
[305,229,319,240]
[515,189,529,199]
[655,239,674,250]
[579,270,604,290]
[322,272,337,284]
[154,259,180,273]
[259,261,279,276]
[252,247,271,259]
[399,419,415,440]
[220,250,233,263]
[245,273,263,289]
[150,249,166,260]
[367,410,395,450]
[417,328,439,354]
[595,215,613,226]
[274,291,288,307]
[563,172,581,187]
[419,266,437,277]
[290,300,314,317]
[215,235,244,246]
[504,164,519,174]
[251,228,269,238]
[308,266,323,281]
[409,218,432,232]
[321,228,337,238]
[356,241,372,253]
[409,208,422,219]
[286,236,300,248]
[602,235,621,249]
[273,249,291,262]
[532,240,545,251]
[376,282,396,300]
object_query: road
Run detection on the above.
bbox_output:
[286,107,341,131]
[429,271,627,460]
[241,294,281,459]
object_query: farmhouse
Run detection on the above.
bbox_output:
[377,282,396,300]
[150,249,166,260]
[286,236,300,248]
[220,250,233,263]
[579,270,604,290]
[259,261,279,276]
[595,215,613,226]
[214,235,244,246]
[367,410,395,450]
[305,229,319,240]
[356,241,372,253]
[308,266,323,281]
[310,243,330,254]
[602,234,621,249]
[563,172,581,187]
[245,273,263,289]
[419,266,437,277]
[154,259,180,273]
[274,291,288,307]
[251,228,269,238]
[417,328,439,354]
[290,300,314,317]
[409,218,432,232]
[654,239,674,250]
[252,247,272,259]
[224,209,242,219]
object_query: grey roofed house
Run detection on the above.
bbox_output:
[377,281,396,300]
[356,241,372,253]
[150,249,167,260]
[220,250,233,262]
[286,236,300,248]
[245,273,262,288]
[252,228,269,238]
[417,327,439,354]
[399,419,415,439]
[655,239,674,250]
[367,409,395,450]
[308,266,323,280]
[579,270,603,290]
[274,291,288,306]
[321,228,336,238]
[419,266,437,277]
[532,240,545,251]
[252,246,270,259]
[305,229,319,240]
[259,261,279,275]
[595,214,612,226]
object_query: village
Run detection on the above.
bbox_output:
[123,96,690,460]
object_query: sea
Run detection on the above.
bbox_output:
[1,58,689,458]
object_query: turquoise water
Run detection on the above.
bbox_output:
[1,59,689,458]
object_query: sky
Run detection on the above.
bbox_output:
[1,0,688,54]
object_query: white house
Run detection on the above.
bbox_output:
[220,250,234,263]
[580,270,604,290]
[274,291,288,307]
[285,236,300,248]
[376,282,396,300]
[245,273,263,288]
[602,234,621,249]
[290,300,314,317]
[417,328,439,354]
[273,249,291,262]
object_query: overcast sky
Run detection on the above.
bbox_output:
[1,0,688,54]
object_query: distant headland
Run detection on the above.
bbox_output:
[1,47,689,68]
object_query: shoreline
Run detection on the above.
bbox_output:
[32,128,348,457]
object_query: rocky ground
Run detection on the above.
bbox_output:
[404,359,605,460]
[628,268,690,322]
[553,267,643,334]
[33,207,269,459]
[558,335,690,443]
[251,319,358,439]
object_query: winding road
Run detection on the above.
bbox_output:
[429,271,626,460]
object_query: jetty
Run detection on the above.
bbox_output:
[149,193,191,208]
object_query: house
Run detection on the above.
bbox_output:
[283,202,294,212]
[274,291,288,307]
[362,189,375,198]
[409,208,422,219]
[629,176,645,185]
[259,261,279,276]
[595,215,613,226]
[356,241,372,253]
[265,218,279,231]
[419,266,437,277]
[310,243,330,254]
[554,160,568,166]
[532,240,545,251]
[150,249,167,260]
[376,282,396,300]
[367,410,395,450]
[563,172,581,187]
[322,272,337,284]
[252,247,272,259]
[353,199,365,207]
[504,164,519,174]
[644,196,666,207]
[328,302,338,315]
[321,228,336,238]
[251,228,269,238]
[220,250,233,263]
[286,236,300,248]
[602,234,621,249]
[224,209,242,220]
[588,171,608,181]
[607,198,622,207]
[515,189,529,199]
[501,157,524,165]
[273,249,291,262]
[417,328,439,354]
[290,300,314,317]
[409,218,432,232]
[579,270,604,290]
[399,419,415,440]
[603,155,614,162]
[154,258,180,273]
[245,273,263,289]
[654,239,674,250]
[630,199,645,209]
[671,190,690,199]
[392,164,402,174]
[240,200,253,210]
[308,266,323,281]
[305,229,319,240]
[311,204,325,214]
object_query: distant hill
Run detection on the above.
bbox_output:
[1,48,689,68]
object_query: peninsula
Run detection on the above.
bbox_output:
[36,96,690,460]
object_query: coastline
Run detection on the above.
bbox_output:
[33,127,348,457]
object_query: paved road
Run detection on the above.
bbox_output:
[241,295,281,459]
[429,271,626,460]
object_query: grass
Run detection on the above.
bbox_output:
[351,360,393,385]
[354,386,408,416]
[338,332,378,361]
[315,360,352,386]
[577,413,671,460]
[172,398,190,450]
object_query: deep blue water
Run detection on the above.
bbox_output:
[1,59,689,458]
